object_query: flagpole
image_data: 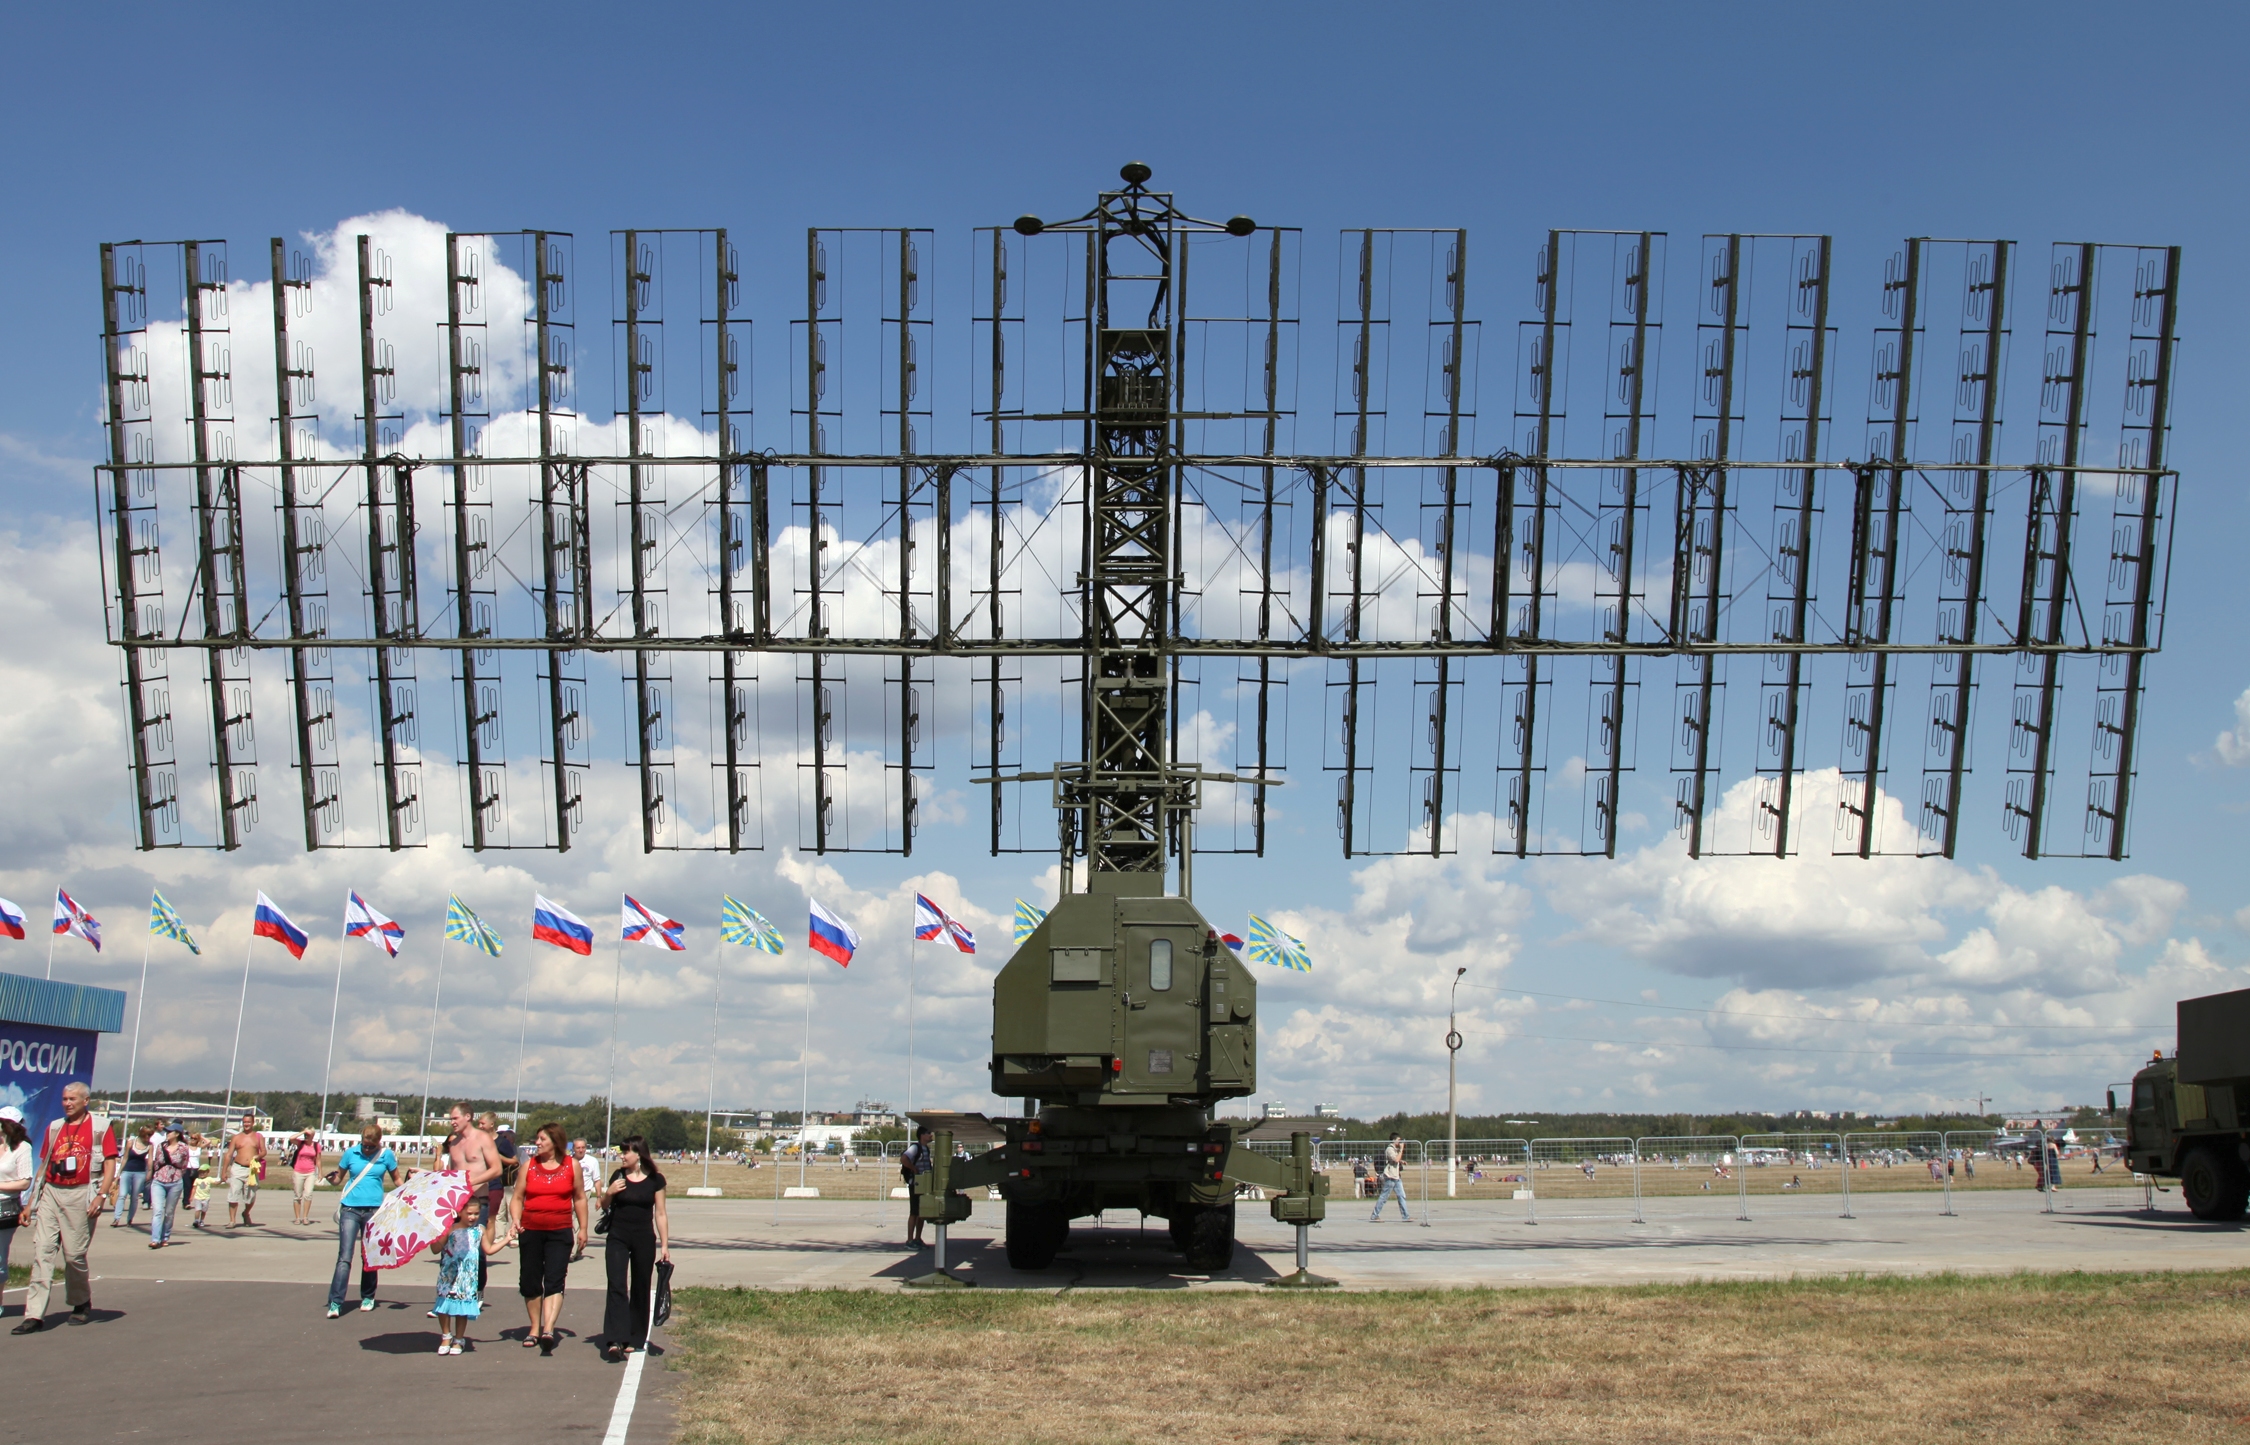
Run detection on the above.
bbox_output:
[44,890,57,979]
[122,905,153,1139]
[419,928,450,1140]
[797,942,814,1192]
[701,950,721,1192]
[222,924,254,1120]
[511,951,533,1127]
[905,942,917,1118]
[317,901,349,1138]
[603,929,625,1150]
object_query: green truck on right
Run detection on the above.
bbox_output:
[2124,987,2250,1220]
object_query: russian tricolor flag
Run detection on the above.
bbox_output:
[1220,933,1245,953]
[808,898,859,967]
[251,892,309,959]
[622,895,686,952]
[0,897,24,941]
[532,895,594,956]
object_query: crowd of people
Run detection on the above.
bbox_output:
[2,1090,671,1360]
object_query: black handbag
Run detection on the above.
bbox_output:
[0,1190,20,1230]
[652,1258,674,1328]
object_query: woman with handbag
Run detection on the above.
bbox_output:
[110,1124,153,1229]
[147,1127,191,1248]
[0,1107,31,1279]
[323,1125,397,1319]
[508,1121,588,1356]
[597,1134,670,1363]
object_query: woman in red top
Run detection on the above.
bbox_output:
[507,1121,588,1355]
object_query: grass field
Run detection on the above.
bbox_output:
[664,1271,2250,1444]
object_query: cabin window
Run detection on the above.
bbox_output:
[1149,938,1174,991]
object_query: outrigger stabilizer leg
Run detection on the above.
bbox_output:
[904,1129,975,1289]
[1250,1132,1337,1288]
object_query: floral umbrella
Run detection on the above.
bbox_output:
[361,1169,473,1271]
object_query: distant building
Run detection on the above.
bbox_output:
[1262,1103,1291,1120]
[94,1099,273,1135]
[779,1123,870,1154]
[1313,1103,1341,1119]
[354,1097,405,1132]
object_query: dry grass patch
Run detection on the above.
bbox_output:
[665,1271,2250,1444]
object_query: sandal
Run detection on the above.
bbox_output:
[539,1334,557,1356]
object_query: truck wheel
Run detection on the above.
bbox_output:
[1005,1200,1064,1270]
[1185,1201,1236,1272]
[2181,1148,2250,1221]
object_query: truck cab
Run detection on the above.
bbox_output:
[2125,990,2250,1220]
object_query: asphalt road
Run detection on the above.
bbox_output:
[3,1233,674,1444]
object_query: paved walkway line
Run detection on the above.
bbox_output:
[602,1343,649,1444]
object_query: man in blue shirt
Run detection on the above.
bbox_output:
[324,1125,398,1319]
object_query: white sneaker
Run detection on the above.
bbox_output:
[360,1298,377,1313]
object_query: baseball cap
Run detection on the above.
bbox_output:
[0,1105,22,1124]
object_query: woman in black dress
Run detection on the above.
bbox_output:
[599,1134,670,1362]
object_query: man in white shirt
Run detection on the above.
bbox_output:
[1369,1133,1412,1223]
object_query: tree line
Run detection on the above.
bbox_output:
[95,1089,743,1152]
[1303,1107,2090,1142]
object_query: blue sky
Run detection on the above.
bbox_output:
[1,3,2245,1124]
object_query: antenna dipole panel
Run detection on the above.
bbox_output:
[181,240,258,850]
[90,171,2187,870]
[99,242,182,849]
[1915,239,2013,858]
[706,226,762,853]
[2090,245,2179,861]
[355,234,422,851]
[270,236,341,850]
[443,231,507,850]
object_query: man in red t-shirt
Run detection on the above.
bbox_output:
[14,1081,119,1332]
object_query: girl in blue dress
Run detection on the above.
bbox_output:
[432,1195,512,1355]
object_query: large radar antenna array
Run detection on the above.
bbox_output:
[93,170,2183,868]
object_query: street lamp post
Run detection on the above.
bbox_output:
[1447,966,1466,1198]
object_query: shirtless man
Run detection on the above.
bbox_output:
[443,1104,504,1196]
[444,1105,506,1292]
[224,1112,266,1228]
